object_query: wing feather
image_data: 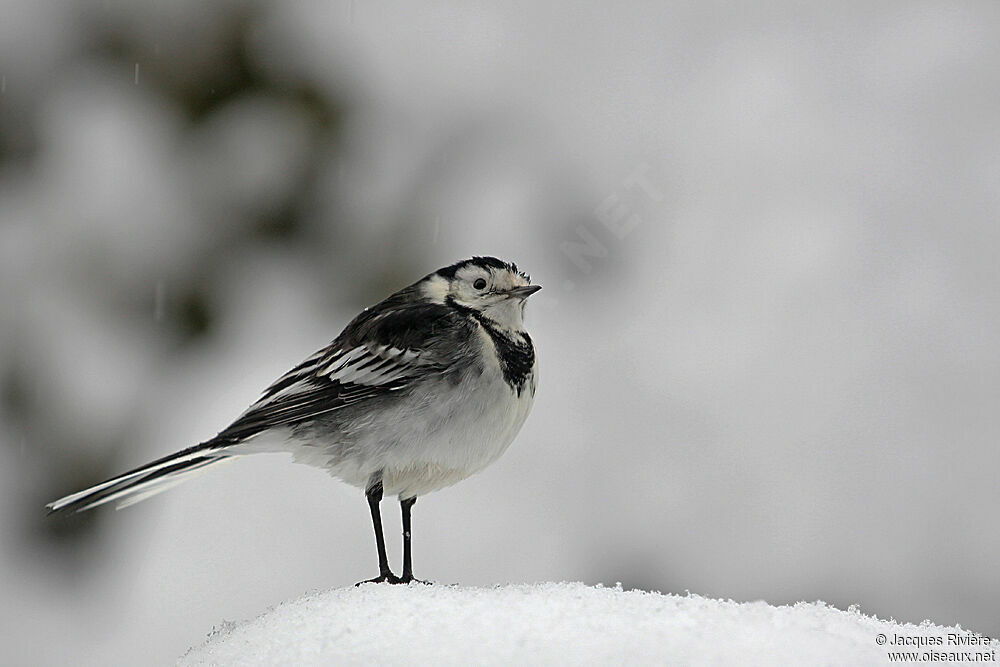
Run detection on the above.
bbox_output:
[216,299,466,443]
[218,343,439,442]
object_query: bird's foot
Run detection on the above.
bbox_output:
[356,571,402,586]
[399,573,432,585]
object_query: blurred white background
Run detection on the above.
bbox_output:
[2,1,998,663]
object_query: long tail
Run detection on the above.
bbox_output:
[46,440,238,514]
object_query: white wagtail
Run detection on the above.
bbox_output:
[48,257,540,584]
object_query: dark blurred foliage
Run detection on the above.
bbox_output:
[1,1,352,552]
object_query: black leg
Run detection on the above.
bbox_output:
[357,476,400,585]
[400,496,430,584]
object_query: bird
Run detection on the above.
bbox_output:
[47,256,540,585]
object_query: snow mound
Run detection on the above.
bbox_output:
[180,582,996,666]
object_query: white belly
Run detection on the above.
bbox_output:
[284,360,537,498]
[378,363,536,497]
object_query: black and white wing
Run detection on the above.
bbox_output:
[215,301,460,444]
[216,343,435,443]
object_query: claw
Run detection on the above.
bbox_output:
[356,572,403,586]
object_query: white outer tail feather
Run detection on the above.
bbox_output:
[46,449,238,513]
[112,458,238,509]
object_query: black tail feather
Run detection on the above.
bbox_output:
[47,440,233,514]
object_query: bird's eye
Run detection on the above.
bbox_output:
[473,278,488,290]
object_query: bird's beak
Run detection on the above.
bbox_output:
[505,285,542,299]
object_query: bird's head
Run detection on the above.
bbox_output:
[423,256,541,332]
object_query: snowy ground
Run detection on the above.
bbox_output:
[181,583,997,666]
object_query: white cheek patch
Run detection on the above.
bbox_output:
[421,275,450,303]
